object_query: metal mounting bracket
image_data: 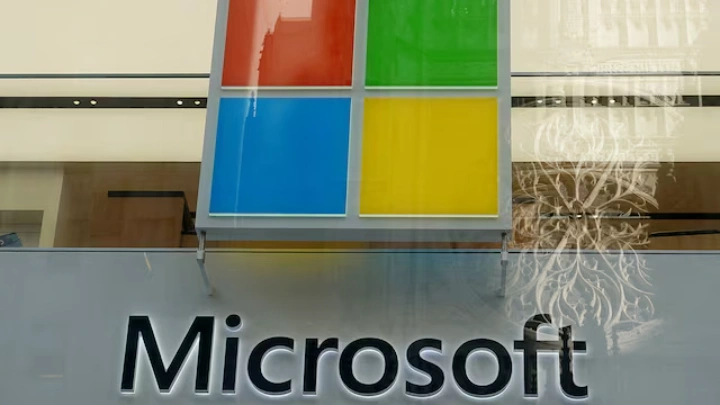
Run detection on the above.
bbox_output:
[196,231,214,296]
[498,232,509,297]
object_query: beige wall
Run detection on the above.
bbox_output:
[0,109,205,162]
[0,211,43,248]
[0,0,719,162]
[2,0,715,74]
[0,105,715,162]
[0,165,63,247]
[0,0,216,74]
[511,0,716,72]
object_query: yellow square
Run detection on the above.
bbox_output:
[360,98,498,216]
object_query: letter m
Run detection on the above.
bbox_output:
[121,316,214,394]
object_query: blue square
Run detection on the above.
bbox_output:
[210,97,351,216]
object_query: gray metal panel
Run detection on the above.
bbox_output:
[196,0,513,242]
[0,250,717,404]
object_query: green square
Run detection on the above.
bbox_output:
[366,0,498,88]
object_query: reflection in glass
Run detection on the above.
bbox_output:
[222,0,356,87]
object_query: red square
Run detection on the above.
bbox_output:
[222,0,356,87]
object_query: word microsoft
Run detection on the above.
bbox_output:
[120,314,587,399]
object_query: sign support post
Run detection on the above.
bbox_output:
[499,232,509,297]
[196,231,213,296]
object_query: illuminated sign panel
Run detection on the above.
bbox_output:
[196,0,511,241]
[221,0,356,88]
[210,97,352,216]
[360,98,498,216]
[365,0,498,88]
